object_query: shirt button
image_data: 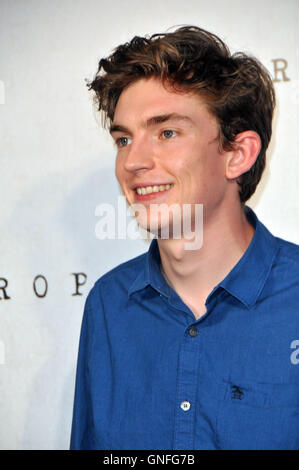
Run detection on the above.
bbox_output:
[188,327,198,337]
[180,400,191,411]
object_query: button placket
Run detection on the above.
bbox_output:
[173,332,200,450]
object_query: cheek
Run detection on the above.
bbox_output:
[200,142,226,179]
[115,156,123,183]
[185,147,226,197]
[167,142,200,174]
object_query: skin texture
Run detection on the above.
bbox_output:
[111,77,261,319]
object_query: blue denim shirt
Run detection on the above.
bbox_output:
[70,206,299,450]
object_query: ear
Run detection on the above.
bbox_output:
[225,131,261,180]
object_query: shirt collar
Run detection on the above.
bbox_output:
[128,236,170,298]
[128,206,279,308]
[218,206,278,308]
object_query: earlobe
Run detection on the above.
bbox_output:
[225,131,261,180]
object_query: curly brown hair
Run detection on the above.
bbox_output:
[87,26,276,203]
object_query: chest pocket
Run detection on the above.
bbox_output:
[216,380,299,450]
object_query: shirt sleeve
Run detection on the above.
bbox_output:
[70,289,95,450]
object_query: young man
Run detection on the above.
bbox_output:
[70,26,299,450]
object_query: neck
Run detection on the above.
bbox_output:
[157,203,255,312]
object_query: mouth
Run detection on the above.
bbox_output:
[133,183,173,196]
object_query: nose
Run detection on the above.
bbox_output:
[123,135,154,173]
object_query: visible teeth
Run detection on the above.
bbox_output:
[136,184,172,195]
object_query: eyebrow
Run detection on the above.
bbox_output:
[109,113,194,135]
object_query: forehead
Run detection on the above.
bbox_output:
[113,77,212,126]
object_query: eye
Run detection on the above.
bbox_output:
[116,136,131,148]
[162,129,177,139]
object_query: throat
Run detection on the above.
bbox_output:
[188,302,207,320]
[160,264,209,320]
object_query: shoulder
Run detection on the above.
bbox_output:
[98,251,147,283]
[266,236,299,300]
[85,250,148,305]
[274,236,299,270]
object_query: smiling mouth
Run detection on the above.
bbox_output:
[135,184,173,195]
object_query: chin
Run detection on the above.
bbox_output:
[133,205,184,239]
[143,218,180,240]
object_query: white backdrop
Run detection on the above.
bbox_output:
[0,0,298,450]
